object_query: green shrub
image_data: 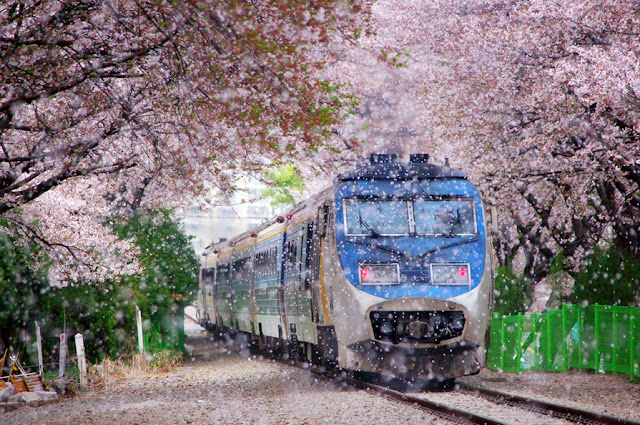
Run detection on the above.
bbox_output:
[0,231,50,357]
[46,279,138,363]
[493,266,532,315]
[110,209,199,354]
[0,208,198,369]
[570,246,639,307]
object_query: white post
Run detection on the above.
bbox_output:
[136,305,144,354]
[36,322,43,377]
[74,333,87,387]
[59,333,67,381]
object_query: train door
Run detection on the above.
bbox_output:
[214,260,232,329]
[276,232,289,343]
[296,224,314,339]
[314,202,333,326]
[285,221,320,346]
[200,267,216,326]
[283,227,302,322]
[253,225,287,346]
[314,202,338,365]
[304,219,321,324]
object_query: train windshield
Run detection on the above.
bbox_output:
[414,199,476,236]
[344,198,476,237]
[344,199,410,236]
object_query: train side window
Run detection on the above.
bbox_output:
[284,241,296,275]
[254,253,258,279]
[296,234,303,283]
[284,236,303,289]
[262,251,267,278]
[303,221,316,289]
[239,257,245,283]
[264,249,269,278]
[318,204,329,238]
[232,259,239,282]
[272,246,277,277]
[242,256,252,284]
[266,248,271,278]
[202,268,215,286]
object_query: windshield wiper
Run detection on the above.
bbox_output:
[419,236,479,257]
[358,211,382,238]
[349,235,479,259]
[349,239,407,257]
[446,209,462,238]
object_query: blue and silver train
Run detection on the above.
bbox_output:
[197,154,494,381]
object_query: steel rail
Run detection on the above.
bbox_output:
[194,324,636,425]
[230,345,551,425]
[341,374,508,425]
[458,382,640,425]
[302,363,506,425]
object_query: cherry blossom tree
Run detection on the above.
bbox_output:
[346,0,640,280]
[0,0,371,279]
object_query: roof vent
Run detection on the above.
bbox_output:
[370,153,397,164]
[409,154,430,164]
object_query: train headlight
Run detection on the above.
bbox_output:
[430,263,471,286]
[359,263,400,285]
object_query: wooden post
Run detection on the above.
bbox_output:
[59,333,67,382]
[136,304,144,354]
[36,322,43,377]
[74,333,87,387]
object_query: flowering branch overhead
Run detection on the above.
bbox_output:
[0,0,371,280]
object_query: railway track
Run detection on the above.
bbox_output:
[454,383,640,425]
[305,363,640,425]
[193,321,639,425]
[340,374,506,425]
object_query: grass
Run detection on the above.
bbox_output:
[88,350,182,385]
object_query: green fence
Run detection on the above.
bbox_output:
[486,303,640,380]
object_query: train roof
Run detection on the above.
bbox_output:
[203,154,464,257]
[334,161,467,183]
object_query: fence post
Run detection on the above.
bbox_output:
[500,314,505,371]
[546,309,552,371]
[74,333,87,387]
[594,304,601,373]
[532,312,538,371]
[136,304,144,354]
[59,333,67,381]
[578,307,584,372]
[35,322,43,377]
[612,307,618,374]
[562,303,569,371]
[630,310,636,380]
[516,313,523,372]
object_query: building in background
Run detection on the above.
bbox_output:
[178,176,281,255]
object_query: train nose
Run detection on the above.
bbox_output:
[370,310,466,344]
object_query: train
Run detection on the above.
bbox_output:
[196,153,494,383]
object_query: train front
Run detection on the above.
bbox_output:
[328,154,493,381]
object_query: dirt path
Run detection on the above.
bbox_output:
[3,319,638,424]
[2,324,446,425]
